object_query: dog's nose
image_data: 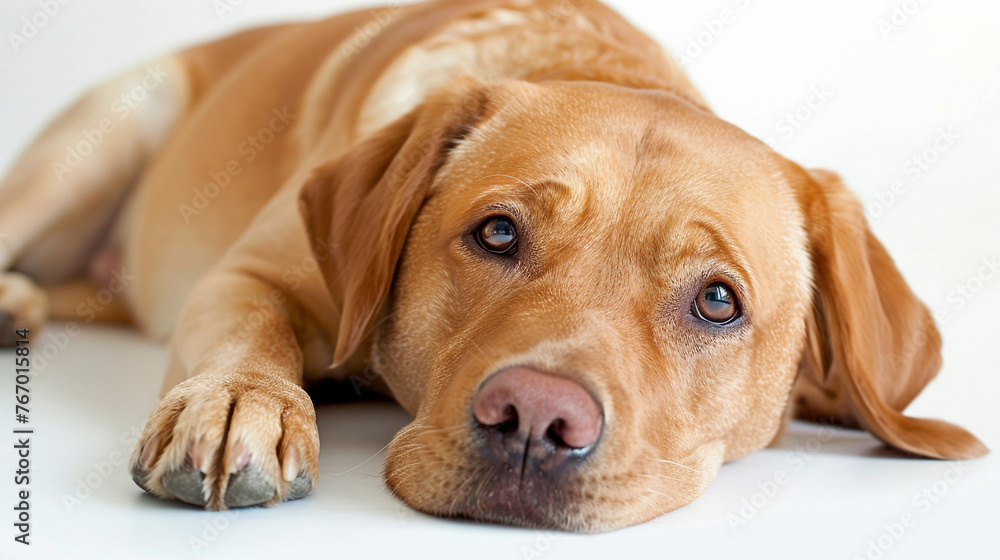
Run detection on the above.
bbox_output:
[472,367,602,458]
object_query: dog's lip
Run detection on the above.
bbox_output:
[387,422,590,530]
[444,460,588,530]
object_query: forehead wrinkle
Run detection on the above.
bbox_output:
[450,172,579,219]
[616,126,764,278]
[678,215,755,296]
[498,178,580,220]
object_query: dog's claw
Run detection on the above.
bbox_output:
[161,467,208,507]
[130,463,152,494]
[223,467,276,507]
[287,472,313,501]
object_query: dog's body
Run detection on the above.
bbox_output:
[0,0,986,531]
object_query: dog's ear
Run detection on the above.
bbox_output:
[791,169,987,459]
[298,79,492,366]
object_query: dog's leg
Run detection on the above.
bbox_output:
[129,190,326,509]
[0,56,190,344]
[0,26,290,345]
[129,259,322,509]
[45,276,134,325]
[0,273,131,348]
[0,273,48,346]
[0,56,190,276]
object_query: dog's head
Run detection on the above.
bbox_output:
[299,79,987,531]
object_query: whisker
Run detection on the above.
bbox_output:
[656,458,699,472]
[645,488,671,499]
[323,441,392,476]
[637,472,685,483]
[634,492,657,509]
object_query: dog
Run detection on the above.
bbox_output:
[0,0,987,532]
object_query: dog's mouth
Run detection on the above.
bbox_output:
[443,459,588,529]
[385,425,594,530]
[438,416,599,529]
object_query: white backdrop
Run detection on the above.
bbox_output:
[1,1,998,559]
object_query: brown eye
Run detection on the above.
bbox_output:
[693,282,740,325]
[475,216,518,255]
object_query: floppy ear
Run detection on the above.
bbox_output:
[298,80,491,366]
[791,169,987,460]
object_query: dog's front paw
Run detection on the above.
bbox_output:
[0,273,48,347]
[130,371,319,509]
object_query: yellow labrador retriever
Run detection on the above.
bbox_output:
[0,0,986,531]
